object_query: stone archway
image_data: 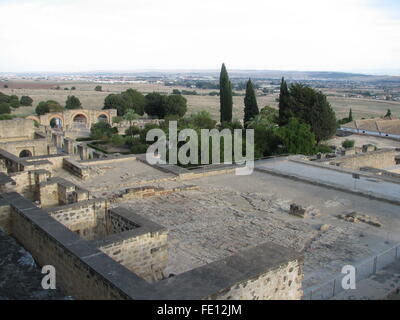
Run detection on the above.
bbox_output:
[98,114,108,123]
[19,150,32,158]
[50,117,63,129]
[72,114,88,129]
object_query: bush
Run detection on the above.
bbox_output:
[0,114,15,120]
[65,95,82,109]
[110,134,125,147]
[316,144,333,154]
[342,139,355,149]
[90,122,117,140]
[0,102,11,114]
[131,143,148,154]
[36,102,50,115]
[9,95,20,108]
[95,85,102,92]
[125,125,140,137]
[20,96,33,106]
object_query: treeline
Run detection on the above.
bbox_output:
[102,89,187,118]
[219,64,337,157]
[36,95,83,115]
[90,63,338,160]
[0,92,33,115]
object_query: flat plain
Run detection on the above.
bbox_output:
[2,80,400,120]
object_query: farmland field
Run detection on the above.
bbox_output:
[2,81,400,121]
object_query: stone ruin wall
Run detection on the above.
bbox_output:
[0,119,35,142]
[47,199,107,240]
[325,149,396,170]
[208,259,303,300]
[0,193,304,300]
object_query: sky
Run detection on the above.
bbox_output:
[0,0,400,74]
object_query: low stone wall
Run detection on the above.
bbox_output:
[111,185,198,203]
[323,149,396,170]
[97,207,169,282]
[4,193,147,300]
[39,177,91,208]
[63,158,89,180]
[47,199,108,240]
[1,192,304,300]
[0,201,11,234]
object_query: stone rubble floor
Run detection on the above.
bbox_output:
[118,171,400,289]
[53,159,175,192]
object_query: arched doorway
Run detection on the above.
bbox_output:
[19,150,32,158]
[73,114,88,129]
[98,114,108,122]
[50,117,63,129]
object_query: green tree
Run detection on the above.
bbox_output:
[385,109,392,118]
[125,125,140,137]
[112,116,123,127]
[144,92,167,118]
[0,92,10,103]
[348,108,353,122]
[243,79,259,125]
[183,111,217,130]
[110,134,125,147]
[124,109,140,138]
[35,102,50,115]
[103,94,127,116]
[283,83,336,142]
[90,122,117,140]
[278,118,316,155]
[122,89,145,116]
[165,94,187,117]
[0,102,11,114]
[219,63,233,123]
[65,95,82,109]
[95,85,102,92]
[278,77,292,126]
[47,100,64,112]
[20,96,33,106]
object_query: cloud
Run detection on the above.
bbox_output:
[0,0,399,73]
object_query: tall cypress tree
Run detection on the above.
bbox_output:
[278,77,292,126]
[219,63,233,123]
[244,79,259,125]
[348,108,353,122]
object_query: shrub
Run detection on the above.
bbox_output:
[20,96,33,106]
[316,144,333,154]
[0,114,15,120]
[90,122,117,140]
[0,102,11,114]
[125,125,140,137]
[131,143,148,154]
[110,134,125,147]
[342,139,355,149]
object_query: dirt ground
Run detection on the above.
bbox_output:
[3,81,399,121]
[327,134,400,149]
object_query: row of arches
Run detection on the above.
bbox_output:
[49,114,109,129]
